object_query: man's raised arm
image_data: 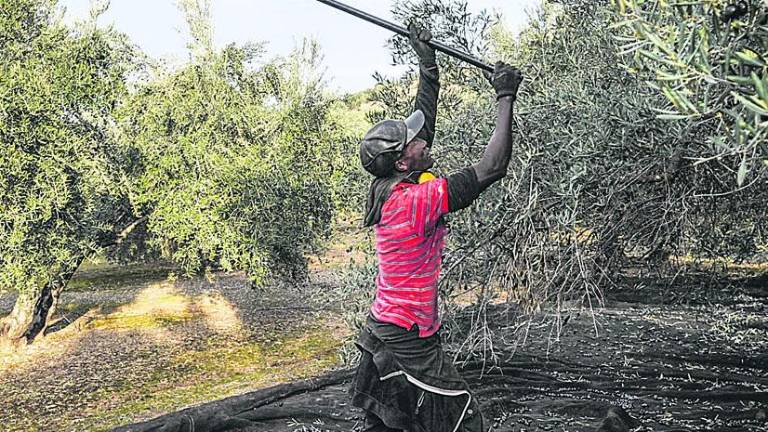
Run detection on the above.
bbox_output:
[444,62,523,213]
[408,24,439,147]
[472,62,523,190]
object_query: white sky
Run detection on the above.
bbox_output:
[59,0,541,93]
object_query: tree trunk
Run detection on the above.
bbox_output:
[0,255,85,348]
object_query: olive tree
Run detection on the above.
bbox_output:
[364,0,753,358]
[1,0,350,348]
[612,0,767,185]
[0,0,136,346]
[119,1,345,284]
[610,0,768,259]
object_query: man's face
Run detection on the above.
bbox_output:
[396,138,434,172]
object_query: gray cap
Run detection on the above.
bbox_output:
[359,110,425,177]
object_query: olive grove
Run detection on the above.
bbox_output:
[0,0,353,346]
[357,0,767,357]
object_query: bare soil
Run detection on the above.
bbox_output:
[120,271,768,432]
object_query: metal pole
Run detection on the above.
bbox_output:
[314,0,494,72]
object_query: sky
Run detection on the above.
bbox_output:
[59,0,541,93]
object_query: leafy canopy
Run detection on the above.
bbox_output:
[0,0,134,295]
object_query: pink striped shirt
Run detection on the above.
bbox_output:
[370,178,449,337]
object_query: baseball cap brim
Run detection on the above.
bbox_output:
[403,109,425,146]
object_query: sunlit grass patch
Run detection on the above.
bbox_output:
[1,261,351,432]
[0,337,73,372]
[2,281,246,370]
[174,327,341,378]
[195,292,242,334]
[82,327,344,431]
[85,283,193,331]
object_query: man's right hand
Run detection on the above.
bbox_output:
[488,61,523,101]
[408,23,436,65]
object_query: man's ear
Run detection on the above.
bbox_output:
[394,158,409,172]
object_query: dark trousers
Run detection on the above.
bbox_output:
[365,411,402,432]
[351,316,484,432]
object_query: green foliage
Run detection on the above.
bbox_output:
[1,0,358,306]
[326,90,384,213]
[612,0,768,186]
[0,0,134,296]
[178,0,214,63]
[610,0,767,257]
[120,39,344,283]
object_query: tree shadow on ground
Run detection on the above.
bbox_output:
[611,269,768,307]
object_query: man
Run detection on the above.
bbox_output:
[351,23,523,432]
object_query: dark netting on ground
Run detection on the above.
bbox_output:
[115,276,768,432]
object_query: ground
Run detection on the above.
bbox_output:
[0,262,350,432]
[117,271,768,432]
[2,255,767,431]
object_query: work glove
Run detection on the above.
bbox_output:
[408,23,436,65]
[485,61,523,101]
